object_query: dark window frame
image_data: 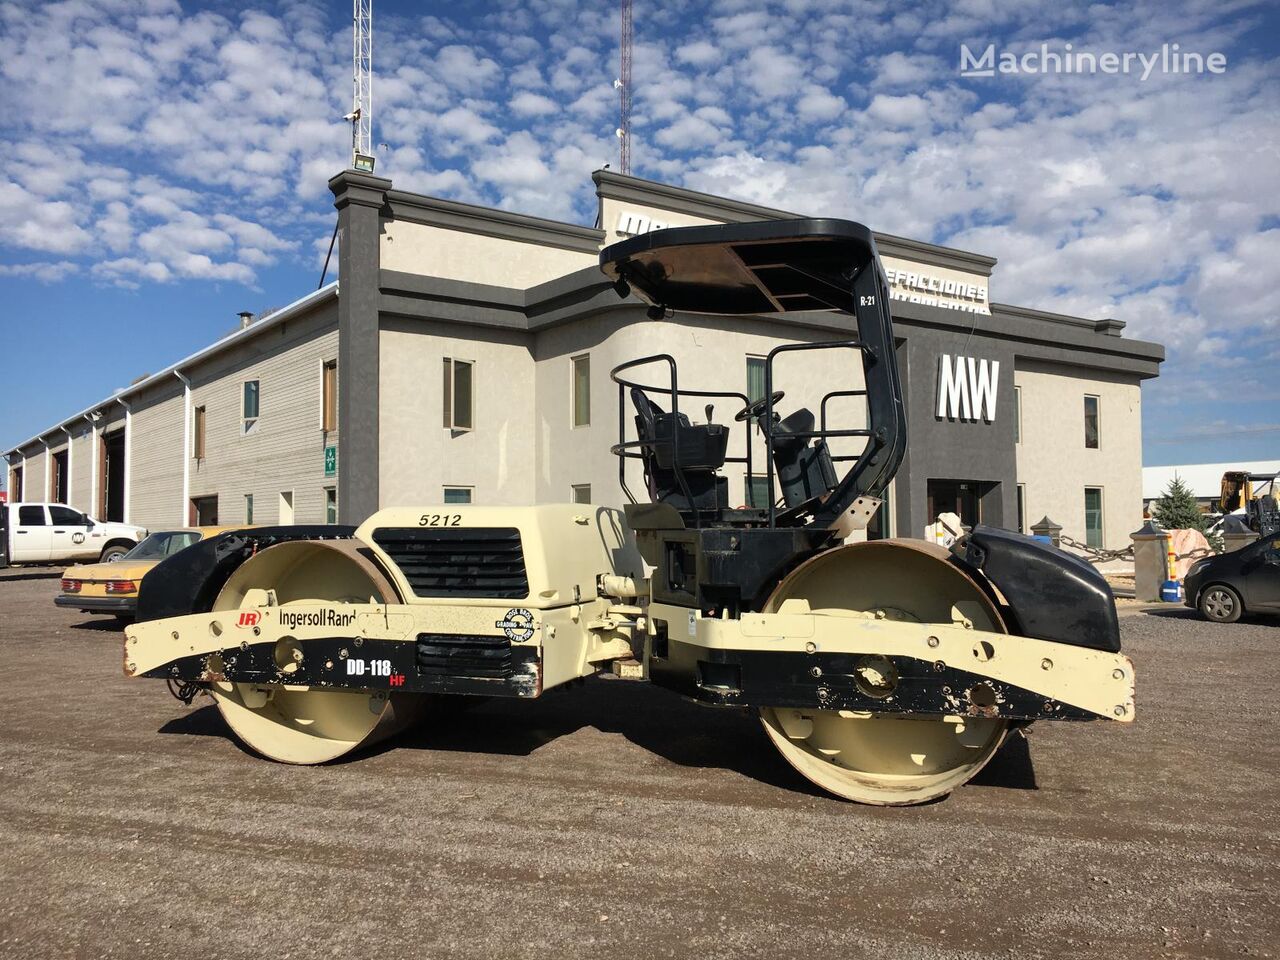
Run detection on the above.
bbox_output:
[1084,395,1100,449]
[443,358,474,432]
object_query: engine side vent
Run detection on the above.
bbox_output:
[416,633,513,679]
[372,527,529,599]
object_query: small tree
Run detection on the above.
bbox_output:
[1151,474,1221,550]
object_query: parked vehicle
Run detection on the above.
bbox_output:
[1219,471,1279,538]
[1185,532,1280,623]
[56,527,242,620]
[1,502,146,567]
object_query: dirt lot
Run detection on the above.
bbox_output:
[1,568,1277,960]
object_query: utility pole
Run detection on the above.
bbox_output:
[350,0,374,172]
[616,0,633,175]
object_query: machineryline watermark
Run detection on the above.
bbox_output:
[960,43,1227,80]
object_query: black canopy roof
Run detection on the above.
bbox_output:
[598,218,878,316]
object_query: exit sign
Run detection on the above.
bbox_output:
[324,445,337,477]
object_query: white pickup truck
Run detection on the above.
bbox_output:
[0,502,147,566]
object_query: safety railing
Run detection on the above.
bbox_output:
[610,354,753,527]
[760,340,878,526]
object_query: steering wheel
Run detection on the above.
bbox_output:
[734,391,786,422]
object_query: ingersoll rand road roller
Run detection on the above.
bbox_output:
[124,219,1134,805]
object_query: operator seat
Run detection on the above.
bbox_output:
[631,388,729,519]
[769,407,838,510]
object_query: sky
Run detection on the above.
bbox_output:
[0,0,1277,471]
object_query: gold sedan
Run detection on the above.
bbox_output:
[56,527,243,622]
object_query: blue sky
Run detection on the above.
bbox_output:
[1,0,1277,470]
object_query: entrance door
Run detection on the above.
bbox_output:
[927,480,982,527]
[190,496,218,526]
[52,450,68,503]
[279,491,294,525]
[102,430,125,522]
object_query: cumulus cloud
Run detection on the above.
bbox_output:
[0,261,79,283]
[510,91,560,117]
[676,41,720,67]
[0,0,1275,457]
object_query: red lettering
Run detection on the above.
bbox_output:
[237,612,261,628]
[389,673,406,687]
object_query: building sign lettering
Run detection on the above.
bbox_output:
[615,209,992,316]
[937,355,999,422]
[885,267,989,315]
[615,210,671,237]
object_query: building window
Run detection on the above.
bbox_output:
[746,356,767,404]
[571,483,592,504]
[572,354,590,427]
[193,405,206,459]
[245,493,254,524]
[1016,483,1026,534]
[1013,386,1021,444]
[279,490,294,525]
[745,474,772,509]
[242,380,260,435]
[1084,487,1104,548]
[322,359,337,432]
[443,358,474,431]
[443,486,472,505]
[1084,395,1100,449]
[325,487,337,524]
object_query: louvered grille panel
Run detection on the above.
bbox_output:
[416,633,513,679]
[372,527,529,598]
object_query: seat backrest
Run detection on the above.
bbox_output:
[767,406,837,509]
[629,388,729,518]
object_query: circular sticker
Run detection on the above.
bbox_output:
[495,607,535,642]
[72,532,86,544]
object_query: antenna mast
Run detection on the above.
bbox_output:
[616,0,633,175]
[351,0,374,172]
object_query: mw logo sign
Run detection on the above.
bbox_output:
[936,355,999,422]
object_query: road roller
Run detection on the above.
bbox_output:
[124,218,1134,805]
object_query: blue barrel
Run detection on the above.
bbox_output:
[1160,580,1183,602]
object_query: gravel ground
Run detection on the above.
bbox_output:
[1,566,1277,960]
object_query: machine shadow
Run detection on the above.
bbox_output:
[1140,607,1199,620]
[393,677,816,793]
[0,569,62,582]
[394,678,1040,797]
[969,730,1037,791]
[159,704,233,738]
[157,680,1037,798]
[70,618,126,632]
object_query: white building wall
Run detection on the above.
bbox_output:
[128,379,185,530]
[379,318,537,507]
[70,425,93,512]
[187,304,340,526]
[381,221,596,288]
[1015,361,1143,562]
[23,446,46,504]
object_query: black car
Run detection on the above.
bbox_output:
[1184,532,1280,623]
